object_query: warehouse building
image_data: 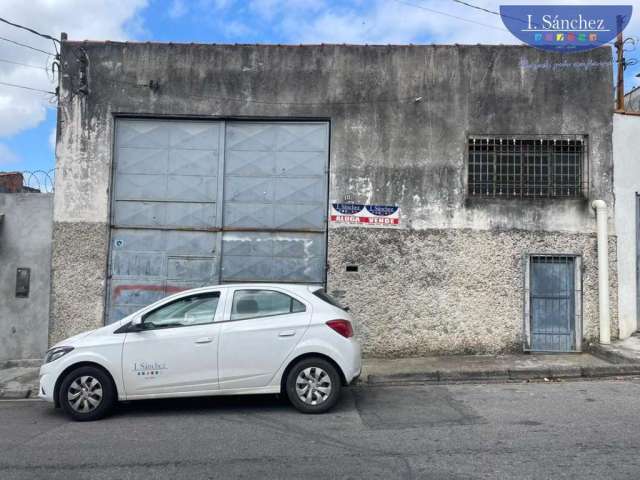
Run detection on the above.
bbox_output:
[52,41,617,356]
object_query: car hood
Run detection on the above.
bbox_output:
[50,329,97,349]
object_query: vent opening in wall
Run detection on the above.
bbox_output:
[346,265,358,272]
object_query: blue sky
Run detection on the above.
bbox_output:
[0,0,639,175]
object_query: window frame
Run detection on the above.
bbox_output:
[138,291,222,330]
[223,287,308,323]
[466,134,589,200]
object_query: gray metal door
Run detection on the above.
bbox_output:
[221,122,328,283]
[107,119,328,323]
[528,256,577,352]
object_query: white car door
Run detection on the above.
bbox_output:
[218,287,311,390]
[121,290,224,398]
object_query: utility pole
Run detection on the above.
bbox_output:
[615,15,625,111]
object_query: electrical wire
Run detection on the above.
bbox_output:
[448,0,535,26]
[0,17,60,44]
[0,81,55,94]
[0,57,48,71]
[0,36,54,56]
[391,0,506,31]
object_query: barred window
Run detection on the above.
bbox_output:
[467,136,587,198]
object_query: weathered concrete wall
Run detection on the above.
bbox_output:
[0,193,52,361]
[53,43,616,354]
[613,113,640,339]
[328,229,617,356]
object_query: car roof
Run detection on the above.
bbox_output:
[173,283,323,295]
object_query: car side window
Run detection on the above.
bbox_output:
[142,292,220,329]
[230,290,306,321]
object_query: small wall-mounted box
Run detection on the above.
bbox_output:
[16,268,30,298]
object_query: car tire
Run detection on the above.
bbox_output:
[58,366,116,421]
[285,357,342,414]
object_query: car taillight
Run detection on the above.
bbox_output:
[326,319,353,338]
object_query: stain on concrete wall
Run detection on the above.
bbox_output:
[0,193,52,361]
[52,43,616,354]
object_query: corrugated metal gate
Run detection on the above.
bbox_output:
[524,255,582,352]
[107,119,329,323]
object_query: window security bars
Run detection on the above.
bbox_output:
[468,135,587,199]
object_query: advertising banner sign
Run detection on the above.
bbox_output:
[330,203,400,227]
[500,5,632,53]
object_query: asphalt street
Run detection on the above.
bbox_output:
[1,379,640,479]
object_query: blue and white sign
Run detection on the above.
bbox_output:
[500,5,633,53]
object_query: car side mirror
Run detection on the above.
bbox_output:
[128,316,145,332]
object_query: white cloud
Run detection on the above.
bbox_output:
[0,142,21,166]
[228,0,639,50]
[49,127,56,152]
[0,0,148,140]
[169,0,188,19]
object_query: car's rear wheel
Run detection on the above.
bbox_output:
[58,366,115,421]
[285,357,341,413]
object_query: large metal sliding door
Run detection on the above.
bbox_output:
[107,119,328,324]
[221,123,328,283]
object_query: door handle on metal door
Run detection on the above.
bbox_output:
[195,337,213,344]
[278,330,296,337]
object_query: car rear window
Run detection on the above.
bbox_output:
[312,289,347,310]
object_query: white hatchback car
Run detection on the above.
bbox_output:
[39,284,361,421]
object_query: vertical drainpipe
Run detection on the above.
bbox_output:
[591,200,610,344]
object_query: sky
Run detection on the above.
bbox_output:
[0,0,638,176]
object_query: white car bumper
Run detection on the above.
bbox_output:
[38,364,58,403]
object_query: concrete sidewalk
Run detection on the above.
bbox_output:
[362,353,640,385]
[591,335,640,364]
[4,351,640,399]
[0,362,39,399]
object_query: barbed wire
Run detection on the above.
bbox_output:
[20,169,55,192]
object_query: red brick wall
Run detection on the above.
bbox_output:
[0,172,23,193]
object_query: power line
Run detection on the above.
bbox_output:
[0,57,48,71]
[0,81,55,94]
[391,0,506,32]
[449,0,530,25]
[0,36,54,56]
[449,0,501,18]
[0,17,60,44]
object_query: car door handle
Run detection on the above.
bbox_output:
[278,330,296,337]
[195,337,213,344]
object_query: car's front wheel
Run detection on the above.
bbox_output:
[58,366,115,421]
[285,357,342,414]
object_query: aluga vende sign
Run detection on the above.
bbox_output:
[500,5,633,53]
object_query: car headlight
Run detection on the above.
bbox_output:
[44,346,74,364]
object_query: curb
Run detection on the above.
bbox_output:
[589,345,640,365]
[0,388,33,400]
[365,365,640,385]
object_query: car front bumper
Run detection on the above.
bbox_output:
[38,365,57,403]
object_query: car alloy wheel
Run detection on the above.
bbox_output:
[295,367,332,406]
[67,375,103,413]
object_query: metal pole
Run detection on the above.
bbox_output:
[616,15,625,111]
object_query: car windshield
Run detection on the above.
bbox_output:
[312,289,347,311]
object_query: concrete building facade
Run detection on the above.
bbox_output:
[52,41,617,357]
[0,192,53,362]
